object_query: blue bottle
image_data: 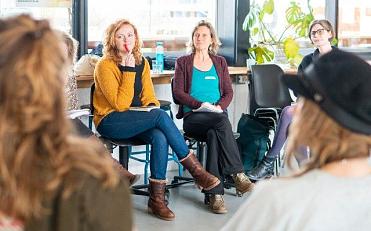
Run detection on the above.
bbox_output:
[155,41,164,73]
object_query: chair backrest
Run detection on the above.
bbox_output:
[90,83,96,115]
[249,64,292,112]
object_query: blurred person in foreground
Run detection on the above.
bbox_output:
[0,15,133,231]
[222,50,371,230]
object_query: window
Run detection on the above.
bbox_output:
[338,0,371,49]
[0,0,73,34]
[87,0,217,53]
[250,0,325,47]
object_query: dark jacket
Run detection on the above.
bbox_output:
[26,173,133,231]
[298,46,338,74]
[173,53,233,119]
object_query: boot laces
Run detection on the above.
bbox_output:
[211,194,225,207]
[234,172,249,183]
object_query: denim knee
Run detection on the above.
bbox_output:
[149,129,168,147]
[147,129,169,180]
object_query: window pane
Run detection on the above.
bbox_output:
[0,0,72,34]
[338,0,371,48]
[88,0,217,53]
[248,0,325,48]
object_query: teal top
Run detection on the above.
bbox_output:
[184,65,220,113]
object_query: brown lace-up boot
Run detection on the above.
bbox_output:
[148,178,175,221]
[232,172,255,196]
[112,158,140,185]
[209,194,228,214]
[180,152,220,190]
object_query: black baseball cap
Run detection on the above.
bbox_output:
[282,50,371,135]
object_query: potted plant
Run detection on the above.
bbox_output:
[243,0,314,67]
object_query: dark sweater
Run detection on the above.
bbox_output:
[25,173,133,231]
[173,53,233,119]
[298,46,338,74]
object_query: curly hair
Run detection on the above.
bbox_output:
[286,98,371,175]
[0,14,118,221]
[188,20,221,55]
[103,19,142,65]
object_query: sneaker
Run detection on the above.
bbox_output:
[209,194,228,214]
[232,172,255,196]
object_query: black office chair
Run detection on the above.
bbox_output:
[249,64,293,175]
[249,64,292,125]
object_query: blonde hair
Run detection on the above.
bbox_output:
[189,20,221,55]
[103,19,142,65]
[59,31,79,64]
[286,98,371,175]
[0,14,118,221]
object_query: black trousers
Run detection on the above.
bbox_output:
[184,112,244,194]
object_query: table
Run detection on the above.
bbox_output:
[76,67,251,88]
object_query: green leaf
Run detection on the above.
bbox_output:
[331,37,338,46]
[243,4,260,31]
[262,0,274,15]
[252,27,259,36]
[294,13,314,37]
[283,37,299,59]
[286,2,302,24]
[248,45,274,64]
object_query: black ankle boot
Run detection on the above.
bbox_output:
[246,157,275,181]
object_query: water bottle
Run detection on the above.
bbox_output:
[155,41,164,73]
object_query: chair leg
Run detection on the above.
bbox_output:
[144,144,150,184]
[177,155,183,177]
[119,146,130,169]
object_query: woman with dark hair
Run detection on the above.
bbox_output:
[0,15,133,231]
[223,50,371,230]
[247,19,337,180]
[93,18,220,221]
[173,20,254,214]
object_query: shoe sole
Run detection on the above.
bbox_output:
[236,183,255,196]
[212,209,228,214]
[247,174,273,181]
[148,207,175,221]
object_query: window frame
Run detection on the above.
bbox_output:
[72,0,371,62]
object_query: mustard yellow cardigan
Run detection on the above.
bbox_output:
[93,57,160,126]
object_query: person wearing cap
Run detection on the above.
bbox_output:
[247,19,336,180]
[222,50,371,230]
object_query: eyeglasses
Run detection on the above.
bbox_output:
[310,28,327,37]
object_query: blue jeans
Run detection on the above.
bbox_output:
[97,109,189,180]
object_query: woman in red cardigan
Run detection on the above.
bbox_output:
[173,20,254,214]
